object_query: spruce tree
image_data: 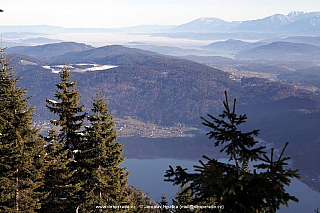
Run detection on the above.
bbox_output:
[126,186,156,213]
[0,47,45,212]
[159,192,170,213]
[45,65,86,212]
[46,65,86,151]
[165,91,300,213]
[40,128,74,213]
[76,94,129,212]
[172,184,193,213]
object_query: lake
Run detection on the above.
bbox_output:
[122,157,320,213]
[120,134,320,212]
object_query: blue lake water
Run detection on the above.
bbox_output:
[122,158,320,213]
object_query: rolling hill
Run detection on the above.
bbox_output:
[202,39,264,52]
[7,42,94,60]
[10,43,235,125]
[47,44,162,64]
[235,41,320,61]
[278,36,320,46]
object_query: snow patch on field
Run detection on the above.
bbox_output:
[42,63,117,74]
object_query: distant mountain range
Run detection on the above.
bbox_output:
[172,11,320,35]
[173,14,295,33]
[232,14,294,32]
[1,11,320,36]
[173,18,240,32]
[280,16,320,34]
[287,11,320,21]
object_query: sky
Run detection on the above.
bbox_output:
[1,0,320,28]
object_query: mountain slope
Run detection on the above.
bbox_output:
[7,42,94,60]
[202,39,263,51]
[8,43,320,184]
[169,11,320,35]
[288,11,320,21]
[281,16,320,34]
[233,14,294,32]
[47,45,161,64]
[235,41,320,61]
[125,44,208,56]
[172,17,240,32]
[278,66,320,86]
[279,36,320,46]
[10,44,318,126]
[11,45,235,125]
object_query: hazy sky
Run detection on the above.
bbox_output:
[1,0,320,28]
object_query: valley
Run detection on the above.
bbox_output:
[39,116,196,138]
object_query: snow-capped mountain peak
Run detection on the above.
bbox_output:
[197,17,227,25]
[173,11,320,34]
[269,14,294,24]
[288,11,306,20]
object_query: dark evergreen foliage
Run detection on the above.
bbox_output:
[40,128,75,213]
[46,65,86,150]
[43,65,151,212]
[126,186,157,213]
[0,48,45,212]
[44,65,86,212]
[201,91,265,175]
[172,183,194,213]
[75,94,129,212]
[159,192,170,213]
[165,91,300,213]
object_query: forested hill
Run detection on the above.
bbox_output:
[8,43,319,126]
[8,44,236,125]
[6,42,94,60]
[47,45,162,63]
